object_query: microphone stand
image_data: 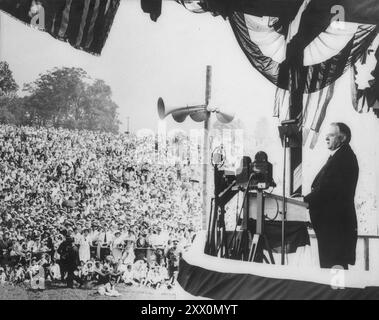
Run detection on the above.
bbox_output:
[278,120,298,265]
[281,134,288,265]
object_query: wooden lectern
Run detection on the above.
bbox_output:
[243,190,309,263]
[243,191,309,227]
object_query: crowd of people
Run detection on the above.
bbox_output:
[0,124,201,293]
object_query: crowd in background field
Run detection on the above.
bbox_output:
[0,125,201,293]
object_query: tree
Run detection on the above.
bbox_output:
[23,67,120,132]
[23,67,87,127]
[82,79,121,133]
[0,61,18,96]
[0,96,26,125]
[0,61,22,125]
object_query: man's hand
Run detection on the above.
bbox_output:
[305,221,313,229]
[296,195,309,209]
[298,195,309,209]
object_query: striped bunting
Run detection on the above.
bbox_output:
[0,0,121,55]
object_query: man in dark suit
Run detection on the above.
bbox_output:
[65,237,81,288]
[304,123,359,270]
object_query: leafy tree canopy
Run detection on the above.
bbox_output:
[22,67,120,132]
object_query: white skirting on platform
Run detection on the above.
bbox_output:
[183,232,379,289]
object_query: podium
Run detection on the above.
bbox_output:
[240,190,309,263]
[244,191,309,227]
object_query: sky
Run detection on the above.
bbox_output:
[0,0,276,133]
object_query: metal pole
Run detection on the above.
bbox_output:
[364,237,370,271]
[211,164,218,255]
[202,111,210,230]
[281,136,287,265]
[202,66,212,230]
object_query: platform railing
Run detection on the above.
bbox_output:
[309,234,379,271]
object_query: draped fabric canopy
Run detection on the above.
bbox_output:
[175,0,379,144]
[0,0,121,55]
[229,11,378,146]
[1,0,379,122]
[180,0,379,25]
[343,0,379,25]
[229,12,376,93]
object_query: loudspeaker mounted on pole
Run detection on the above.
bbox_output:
[157,66,235,231]
[157,98,235,124]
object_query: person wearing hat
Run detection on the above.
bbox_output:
[0,232,12,267]
[50,259,61,281]
[97,275,121,297]
[121,264,135,286]
[57,234,72,282]
[78,229,91,263]
[96,225,113,261]
[0,266,6,284]
[89,225,99,258]
[166,240,180,285]
[30,259,46,291]
[64,237,81,288]
[111,231,124,263]
[14,263,25,283]
[121,240,135,266]
[73,227,82,247]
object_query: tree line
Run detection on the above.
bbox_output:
[0,61,120,133]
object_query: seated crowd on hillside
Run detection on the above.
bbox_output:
[0,124,201,291]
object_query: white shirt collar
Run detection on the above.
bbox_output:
[330,145,342,157]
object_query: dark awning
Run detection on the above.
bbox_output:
[182,0,379,25]
[343,0,379,25]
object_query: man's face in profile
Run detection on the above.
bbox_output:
[326,125,345,151]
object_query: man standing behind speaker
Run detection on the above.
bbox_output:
[304,123,359,270]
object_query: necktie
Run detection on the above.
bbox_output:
[104,233,107,244]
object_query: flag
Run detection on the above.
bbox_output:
[229,11,376,125]
[352,35,379,117]
[0,0,121,55]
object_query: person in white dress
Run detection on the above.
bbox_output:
[50,261,61,280]
[79,229,91,263]
[121,241,135,265]
[111,231,124,263]
[73,228,82,247]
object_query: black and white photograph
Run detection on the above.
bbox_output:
[0,0,379,304]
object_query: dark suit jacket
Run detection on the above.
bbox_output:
[304,143,359,267]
